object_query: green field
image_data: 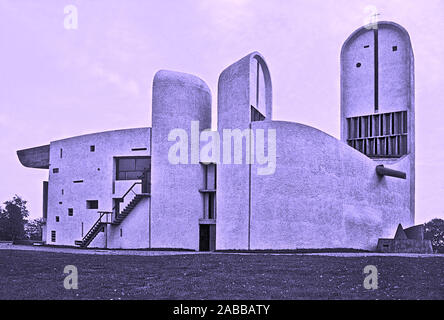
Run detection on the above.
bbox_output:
[0,250,443,300]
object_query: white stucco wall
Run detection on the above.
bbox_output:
[340,21,415,223]
[150,70,211,250]
[249,121,412,250]
[46,127,151,247]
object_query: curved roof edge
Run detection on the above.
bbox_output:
[49,127,151,144]
[218,51,273,119]
[17,144,50,169]
[340,21,413,58]
[153,69,211,95]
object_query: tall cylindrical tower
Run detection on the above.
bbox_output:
[151,70,212,250]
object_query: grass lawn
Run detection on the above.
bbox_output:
[0,249,443,300]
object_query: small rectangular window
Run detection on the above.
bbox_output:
[131,147,147,151]
[56,216,60,222]
[60,148,63,158]
[120,228,123,237]
[53,168,59,173]
[90,145,95,152]
[86,200,99,209]
[364,45,370,48]
[51,230,56,242]
[392,46,397,51]
[68,208,73,216]
[73,180,83,183]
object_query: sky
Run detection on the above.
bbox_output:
[0,0,443,223]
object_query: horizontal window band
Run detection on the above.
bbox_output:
[347,133,407,140]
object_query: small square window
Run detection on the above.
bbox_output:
[86,200,99,209]
[90,145,95,152]
[56,216,60,222]
[53,168,59,173]
[68,208,73,216]
[392,46,397,51]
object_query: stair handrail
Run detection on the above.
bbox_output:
[113,182,142,218]
[78,182,142,246]
[119,182,142,202]
[80,211,110,244]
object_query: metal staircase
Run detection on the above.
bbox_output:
[75,182,149,248]
[112,193,148,225]
[74,212,110,248]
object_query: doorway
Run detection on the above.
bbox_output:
[199,224,216,251]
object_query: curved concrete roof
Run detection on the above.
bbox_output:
[16,127,151,169]
[48,127,150,144]
[17,144,50,169]
[341,21,413,58]
[153,70,211,94]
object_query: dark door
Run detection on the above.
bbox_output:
[199,225,210,251]
[199,224,216,251]
[141,169,151,194]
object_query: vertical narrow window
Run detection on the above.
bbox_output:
[60,148,63,158]
[391,113,395,134]
[68,208,73,216]
[208,193,215,219]
[51,231,56,242]
[402,111,408,133]
[120,228,123,237]
[374,28,379,112]
[56,216,60,222]
[81,222,84,237]
[90,145,95,152]
[380,116,384,136]
[250,57,267,118]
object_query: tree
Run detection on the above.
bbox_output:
[0,195,29,241]
[424,218,444,253]
[24,218,44,241]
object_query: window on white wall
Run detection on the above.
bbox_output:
[86,201,98,210]
[116,157,151,181]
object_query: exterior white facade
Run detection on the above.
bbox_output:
[44,128,151,248]
[17,21,416,251]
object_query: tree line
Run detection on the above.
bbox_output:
[0,195,43,241]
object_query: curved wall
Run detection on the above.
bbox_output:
[248,121,412,250]
[340,21,415,223]
[216,52,272,249]
[151,70,211,250]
